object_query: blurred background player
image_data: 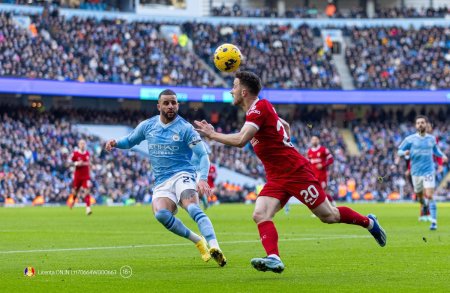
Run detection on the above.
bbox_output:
[206,151,217,209]
[192,142,217,210]
[398,115,448,230]
[195,71,386,273]
[307,134,335,207]
[405,121,444,222]
[70,139,92,215]
[105,89,226,266]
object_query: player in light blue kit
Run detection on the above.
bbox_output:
[397,115,448,230]
[105,89,226,266]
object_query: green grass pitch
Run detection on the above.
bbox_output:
[1,203,449,292]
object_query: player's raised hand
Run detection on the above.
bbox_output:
[197,180,212,198]
[194,120,215,138]
[105,139,117,152]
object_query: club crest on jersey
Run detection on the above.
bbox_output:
[172,134,180,141]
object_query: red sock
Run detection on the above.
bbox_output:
[337,206,370,228]
[257,221,279,257]
[326,193,334,203]
[85,195,91,207]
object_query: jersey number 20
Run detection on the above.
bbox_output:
[300,185,319,206]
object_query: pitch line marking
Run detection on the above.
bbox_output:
[0,235,370,254]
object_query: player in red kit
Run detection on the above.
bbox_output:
[195,71,386,273]
[70,139,92,215]
[307,135,336,206]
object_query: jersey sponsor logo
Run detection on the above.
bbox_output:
[148,144,180,155]
[247,109,261,116]
[172,134,180,141]
[247,105,261,116]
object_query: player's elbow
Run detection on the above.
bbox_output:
[236,141,246,148]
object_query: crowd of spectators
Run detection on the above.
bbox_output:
[0,104,449,205]
[0,12,216,87]
[0,105,154,204]
[374,6,448,18]
[186,22,341,89]
[1,11,449,90]
[345,26,450,89]
[211,2,448,19]
[0,0,120,11]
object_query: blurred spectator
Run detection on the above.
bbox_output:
[0,0,121,11]
[0,12,216,87]
[188,22,341,89]
[345,26,450,89]
[211,2,448,19]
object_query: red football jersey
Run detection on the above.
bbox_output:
[245,99,309,180]
[71,150,90,179]
[307,146,334,179]
[208,164,217,188]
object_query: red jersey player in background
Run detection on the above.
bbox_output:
[307,135,336,206]
[201,149,217,210]
[405,122,443,221]
[70,139,92,215]
[195,71,386,274]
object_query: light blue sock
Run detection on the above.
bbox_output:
[429,200,437,223]
[187,204,217,244]
[155,209,199,243]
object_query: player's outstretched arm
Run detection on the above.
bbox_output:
[106,121,146,152]
[194,120,257,148]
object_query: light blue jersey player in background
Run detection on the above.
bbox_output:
[105,89,226,266]
[397,115,448,230]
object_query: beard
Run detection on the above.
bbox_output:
[161,109,177,122]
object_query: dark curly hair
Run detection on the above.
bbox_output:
[235,71,262,96]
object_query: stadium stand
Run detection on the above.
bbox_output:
[1,105,448,205]
[0,10,448,89]
[0,0,119,11]
[345,26,450,89]
[211,2,448,19]
[186,22,341,89]
[0,12,217,86]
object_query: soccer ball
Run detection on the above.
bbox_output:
[213,44,242,72]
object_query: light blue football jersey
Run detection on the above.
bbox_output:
[116,115,201,186]
[398,133,444,176]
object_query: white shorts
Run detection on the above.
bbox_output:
[412,174,435,193]
[152,172,197,205]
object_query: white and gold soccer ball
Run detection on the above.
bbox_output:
[213,44,242,72]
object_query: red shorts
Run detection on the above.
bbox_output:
[259,166,327,209]
[73,177,90,190]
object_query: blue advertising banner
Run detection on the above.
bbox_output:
[0,77,449,104]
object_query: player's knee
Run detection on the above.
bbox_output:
[154,209,173,226]
[317,210,339,224]
[252,210,270,224]
[180,189,197,203]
